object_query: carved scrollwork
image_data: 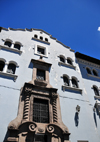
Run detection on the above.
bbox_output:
[25,87,32,94]
[47,125,54,133]
[29,123,36,132]
[51,92,58,99]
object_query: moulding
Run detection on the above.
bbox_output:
[32,37,50,45]
[62,85,82,93]
[58,62,76,69]
[0,45,22,55]
[0,71,18,81]
[87,73,100,79]
[77,58,100,69]
[94,95,100,99]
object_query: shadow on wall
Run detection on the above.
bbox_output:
[74,112,79,127]
[3,130,9,142]
[28,62,33,69]
[93,112,97,127]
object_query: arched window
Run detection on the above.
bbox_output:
[4,41,12,47]
[63,76,69,86]
[60,56,65,63]
[93,86,99,96]
[14,43,21,50]
[93,70,98,76]
[7,63,16,74]
[0,61,5,71]
[40,36,43,40]
[45,38,48,42]
[67,58,72,65]
[34,34,38,38]
[72,78,78,88]
[86,68,91,74]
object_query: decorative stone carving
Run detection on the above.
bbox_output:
[8,124,16,130]
[47,125,54,133]
[51,92,58,98]
[38,128,44,132]
[29,123,36,132]
[23,95,30,121]
[24,87,32,94]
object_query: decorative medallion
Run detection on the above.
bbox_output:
[38,128,44,132]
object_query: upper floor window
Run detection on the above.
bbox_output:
[86,68,91,74]
[36,69,45,81]
[14,43,21,50]
[72,78,78,88]
[7,63,16,74]
[60,56,65,63]
[63,76,69,86]
[0,61,5,71]
[45,38,48,42]
[4,41,12,47]
[34,34,38,38]
[33,98,49,123]
[93,70,98,76]
[93,86,99,96]
[37,47,45,55]
[40,36,43,40]
[67,58,72,65]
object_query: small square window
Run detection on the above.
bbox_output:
[34,45,48,57]
[37,69,45,81]
[37,47,45,55]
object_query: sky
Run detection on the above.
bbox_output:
[0,0,100,59]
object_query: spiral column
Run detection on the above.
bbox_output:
[23,95,30,121]
[52,92,58,123]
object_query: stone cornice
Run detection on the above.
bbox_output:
[77,58,100,69]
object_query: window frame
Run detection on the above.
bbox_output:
[34,45,48,57]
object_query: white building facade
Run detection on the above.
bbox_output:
[0,27,100,142]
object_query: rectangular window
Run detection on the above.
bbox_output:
[37,47,45,55]
[33,98,49,123]
[37,69,45,81]
[34,45,48,57]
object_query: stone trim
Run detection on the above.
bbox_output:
[0,71,18,81]
[58,62,76,69]
[94,95,100,99]
[0,45,22,55]
[62,85,82,94]
[87,73,100,79]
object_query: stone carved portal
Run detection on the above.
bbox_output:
[5,59,70,142]
[6,83,70,142]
